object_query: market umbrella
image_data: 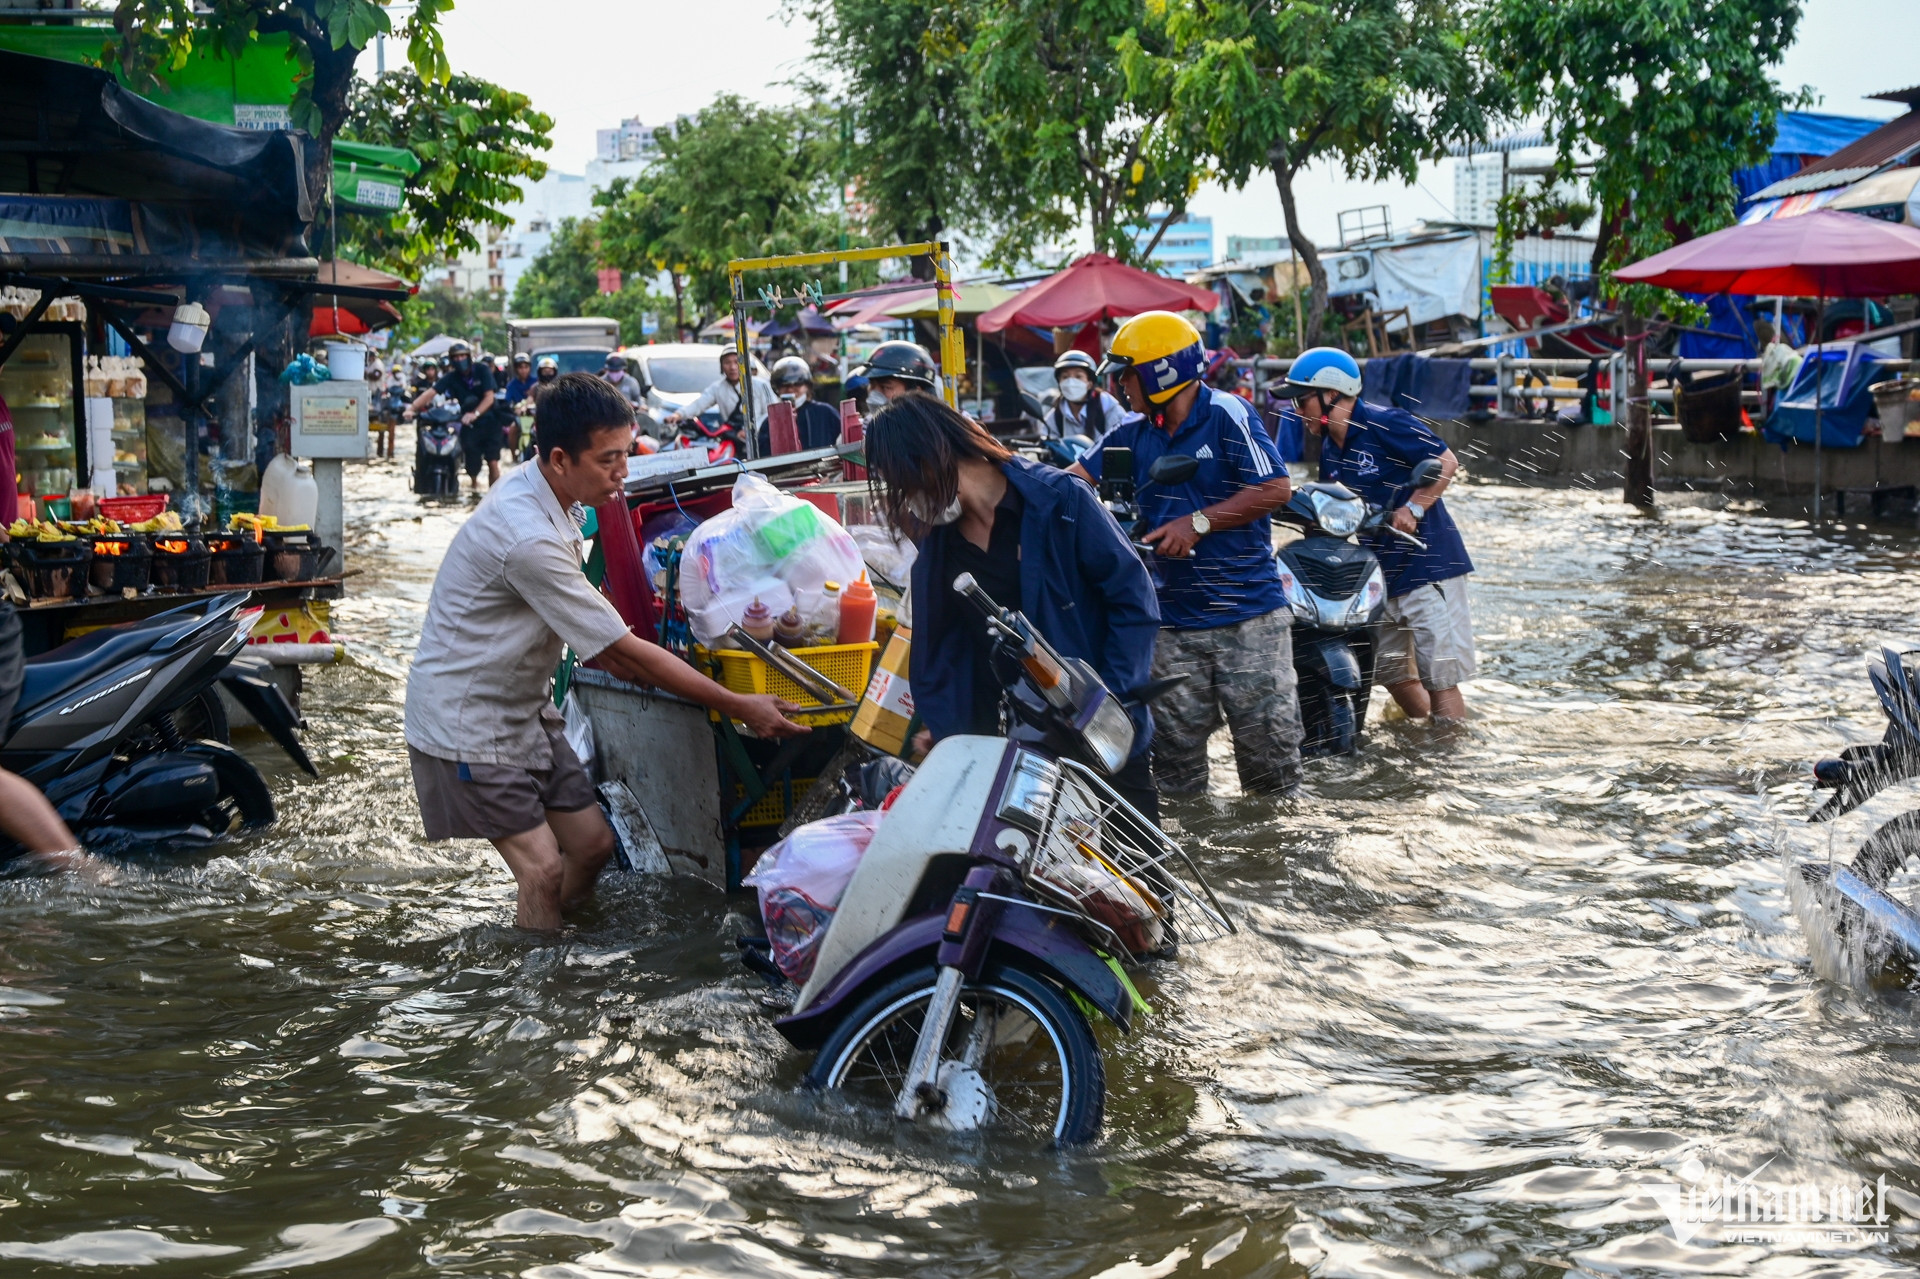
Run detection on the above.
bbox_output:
[1614,209,1920,516]
[882,281,1020,321]
[760,306,840,338]
[976,252,1218,335]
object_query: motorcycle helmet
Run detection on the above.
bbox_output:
[1053,350,1098,379]
[447,340,471,358]
[850,340,937,390]
[605,354,627,372]
[1098,312,1205,405]
[770,355,811,390]
[535,356,558,377]
[512,352,531,368]
[1276,346,1362,400]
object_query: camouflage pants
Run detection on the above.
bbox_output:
[1150,609,1303,796]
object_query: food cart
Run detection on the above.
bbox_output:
[571,243,960,888]
[0,50,407,697]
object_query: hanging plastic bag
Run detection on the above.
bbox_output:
[679,473,863,646]
[560,689,595,767]
[743,810,884,983]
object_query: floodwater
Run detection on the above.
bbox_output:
[3,443,1919,1277]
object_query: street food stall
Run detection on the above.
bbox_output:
[569,243,960,888]
[0,50,406,671]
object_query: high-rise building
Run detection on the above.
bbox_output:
[1226,234,1287,260]
[1453,154,1507,225]
[586,116,683,192]
[1126,211,1215,275]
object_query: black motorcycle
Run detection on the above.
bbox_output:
[1790,643,1920,982]
[1273,457,1441,756]
[2,594,316,856]
[413,398,462,496]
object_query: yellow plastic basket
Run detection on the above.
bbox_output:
[734,777,818,828]
[695,640,877,727]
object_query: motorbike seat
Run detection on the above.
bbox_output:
[17,614,184,711]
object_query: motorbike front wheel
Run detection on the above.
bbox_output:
[805,963,1104,1146]
[1854,810,1920,890]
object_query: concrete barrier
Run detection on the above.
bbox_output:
[1421,419,1920,509]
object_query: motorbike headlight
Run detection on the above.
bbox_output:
[1075,692,1135,776]
[996,749,1060,831]
[1276,562,1314,623]
[1309,490,1364,537]
[1344,566,1386,626]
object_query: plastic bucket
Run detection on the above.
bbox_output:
[324,342,367,382]
[1871,379,1911,442]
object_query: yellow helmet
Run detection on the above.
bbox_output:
[1098,311,1206,404]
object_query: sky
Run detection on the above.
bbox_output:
[433,0,1920,255]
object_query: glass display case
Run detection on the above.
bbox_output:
[110,397,148,495]
[0,324,85,501]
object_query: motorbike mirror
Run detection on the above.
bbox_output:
[1409,457,1444,489]
[1148,454,1200,485]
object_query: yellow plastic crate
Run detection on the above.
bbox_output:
[734,777,818,828]
[695,640,877,727]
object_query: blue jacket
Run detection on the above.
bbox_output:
[910,457,1160,755]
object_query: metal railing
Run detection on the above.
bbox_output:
[1233,355,1918,421]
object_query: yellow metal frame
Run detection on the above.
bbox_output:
[727,242,962,448]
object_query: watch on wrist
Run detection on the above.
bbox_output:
[1406,503,1428,523]
[1189,511,1212,536]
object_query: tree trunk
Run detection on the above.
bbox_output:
[1269,147,1327,346]
[1623,314,1654,508]
[672,271,686,340]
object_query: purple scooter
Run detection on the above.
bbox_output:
[764,574,1234,1145]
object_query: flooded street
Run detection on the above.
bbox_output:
[4,443,1920,1277]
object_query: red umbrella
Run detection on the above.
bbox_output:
[976,253,1218,334]
[1613,208,1920,519]
[1612,209,1920,296]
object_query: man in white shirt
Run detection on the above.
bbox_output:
[405,373,807,929]
[663,349,774,439]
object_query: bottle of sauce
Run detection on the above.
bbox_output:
[741,598,776,644]
[838,572,877,644]
[774,606,806,648]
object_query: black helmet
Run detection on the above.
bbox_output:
[852,340,937,389]
[1053,350,1098,378]
[770,355,811,389]
[605,354,627,372]
[447,340,471,358]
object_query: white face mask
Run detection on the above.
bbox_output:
[866,390,889,412]
[782,391,805,405]
[1059,376,1091,404]
[905,493,963,526]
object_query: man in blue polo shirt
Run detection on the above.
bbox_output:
[1071,312,1303,797]
[1277,347,1475,723]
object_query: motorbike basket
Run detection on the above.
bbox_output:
[1016,758,1235,955]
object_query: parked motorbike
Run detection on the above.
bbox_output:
[759,575,1233,1145]
[1789,643,1920,983]
[413,397,463,496]
[1274,456,1442,756]
[670,409,744,463]
[2,593,317,856]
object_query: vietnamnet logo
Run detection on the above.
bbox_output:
[1641,1155,1893,1247]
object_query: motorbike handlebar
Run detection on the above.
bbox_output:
[1383,524,1429,552]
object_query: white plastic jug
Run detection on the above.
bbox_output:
[257,452,298,521]
[281,461,320,530]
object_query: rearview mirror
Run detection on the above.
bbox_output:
[1148,453,1200,485]
[1409,457,1444,489]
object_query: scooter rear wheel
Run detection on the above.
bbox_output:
[1854,810,1920,891]
[805,963,1104,1146]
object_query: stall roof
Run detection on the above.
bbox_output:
[0,49,313,273]
[1751,107,1920,200]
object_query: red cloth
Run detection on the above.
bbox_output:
[1613,209,1920,297]
[0,394,15,528]
[977,253,1218,334]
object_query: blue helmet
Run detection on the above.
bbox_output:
[1278,346,1362,399]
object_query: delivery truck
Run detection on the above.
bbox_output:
[507,317,620,374]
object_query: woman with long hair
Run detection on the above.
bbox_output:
[864,393,1162,816]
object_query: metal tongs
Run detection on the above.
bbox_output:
[725,623,859,709]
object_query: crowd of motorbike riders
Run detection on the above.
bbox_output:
[0,309,1474,869]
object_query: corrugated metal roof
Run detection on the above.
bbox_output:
[1871,85,1920,106]
[1448,128,1548,157]
[1750,109,1920,198]
[1752,165,1884,200]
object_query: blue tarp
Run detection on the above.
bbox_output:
[1762,342,1891,448]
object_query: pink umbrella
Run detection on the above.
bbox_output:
[976,253,1218,334]
[1612,208,1920,296]
[1613,209,1920,518]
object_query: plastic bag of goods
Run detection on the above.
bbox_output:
[680,473,864,646]
[743,810,884,983]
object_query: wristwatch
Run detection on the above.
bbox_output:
[1189,511,1212,536]
[1406,502,1428,522]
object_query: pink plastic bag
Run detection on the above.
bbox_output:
[743,810,883,983]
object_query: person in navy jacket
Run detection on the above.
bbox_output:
[864,393,1163,818]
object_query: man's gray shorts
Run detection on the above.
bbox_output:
[1373,576,1476,692]
[409,720,596,841]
